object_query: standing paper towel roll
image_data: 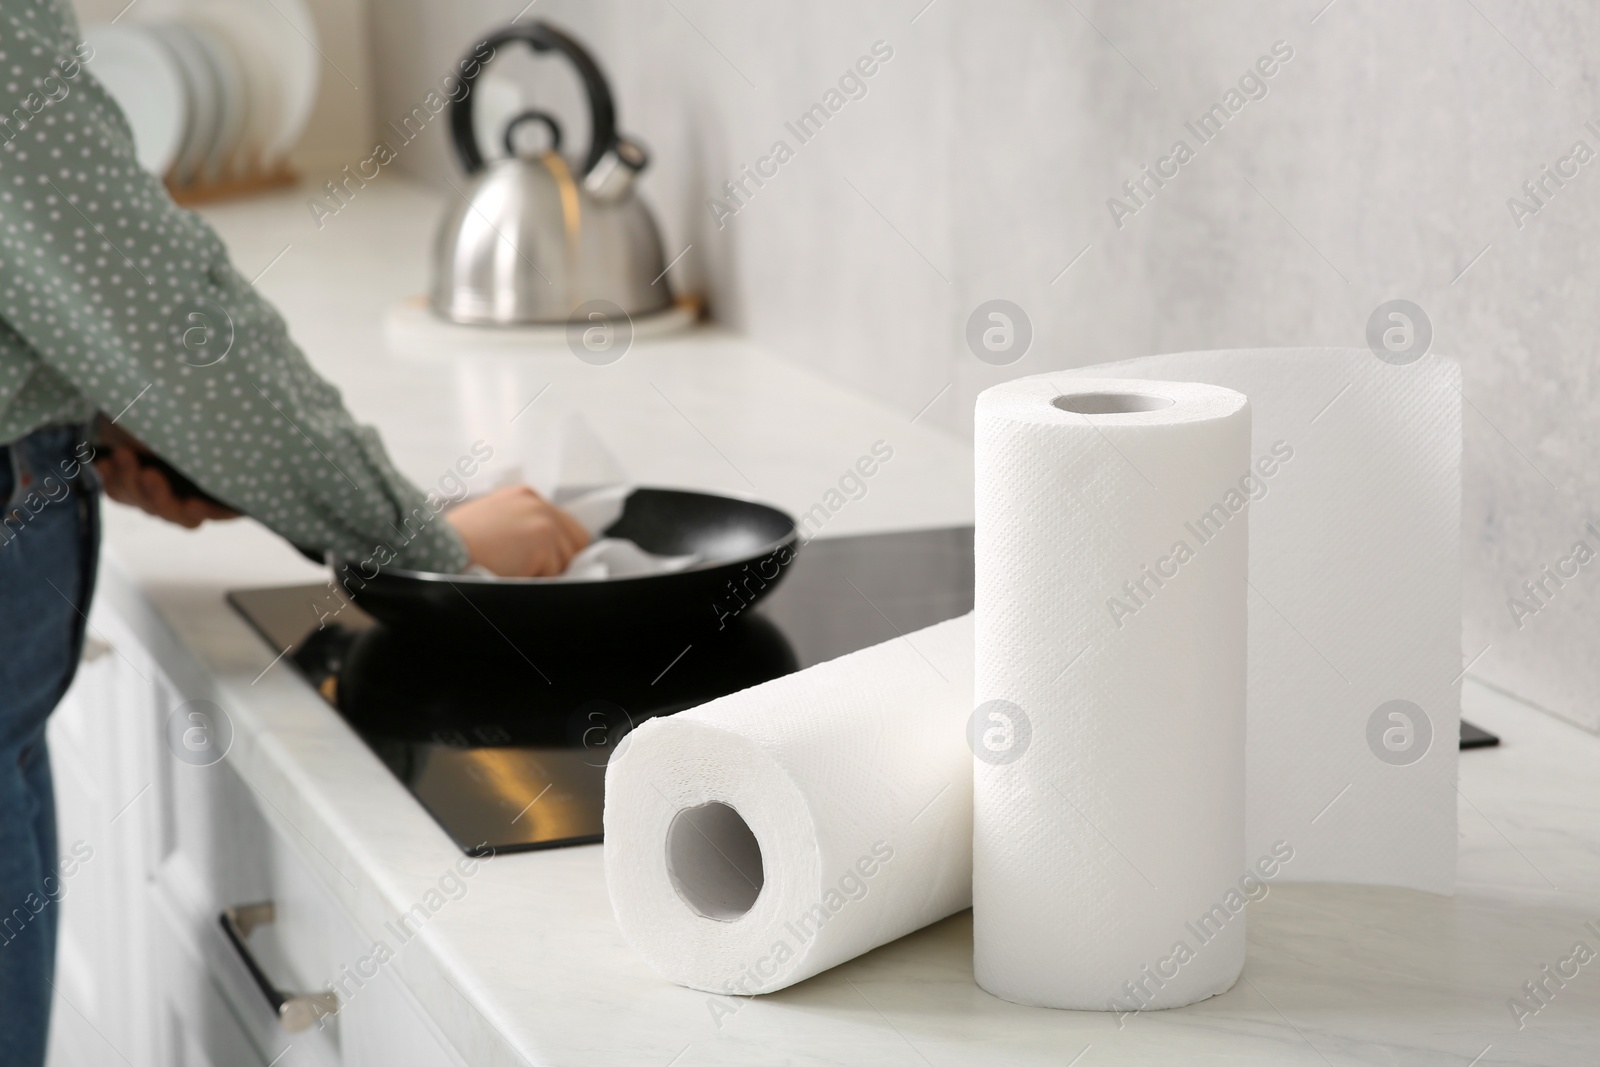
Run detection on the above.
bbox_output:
[605,614,973,996]
[974,376,1250,1011]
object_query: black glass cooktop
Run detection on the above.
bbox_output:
[228,527,975,856]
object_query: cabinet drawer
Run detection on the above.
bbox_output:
[149,750,346,1065]
[151,894,272,1067]
[151,881,339,1067]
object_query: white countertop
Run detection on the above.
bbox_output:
[97,179,1600,1066]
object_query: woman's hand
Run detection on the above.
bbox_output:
[93,442,239,529]
[445,485,590,577]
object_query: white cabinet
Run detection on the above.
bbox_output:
[45,610,160,1067]
[47,600,468,1067]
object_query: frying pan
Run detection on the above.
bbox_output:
[331,487,799,642]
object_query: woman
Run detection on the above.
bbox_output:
[0,1,586,1059]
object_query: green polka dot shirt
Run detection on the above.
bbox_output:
[0,0,468,573]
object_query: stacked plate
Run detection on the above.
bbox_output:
[84,0,319,185]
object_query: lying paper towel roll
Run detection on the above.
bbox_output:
[605,615,973,995]
[973,377,1250,1010]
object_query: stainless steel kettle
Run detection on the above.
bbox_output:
[430,22,673,326]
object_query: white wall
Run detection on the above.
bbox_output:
[375,0,1593,732]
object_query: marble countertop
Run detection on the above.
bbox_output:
[96,179,1600,1066]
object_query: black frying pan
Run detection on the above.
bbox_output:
[331,488,799,643]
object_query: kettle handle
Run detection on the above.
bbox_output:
[448,21,618,177]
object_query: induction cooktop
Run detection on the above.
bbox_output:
[228,527,976,857]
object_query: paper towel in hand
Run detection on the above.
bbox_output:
[1057,349,1461,893]
[554,484,701,580]
[605,615,973,995]
[973,377,1250,1009]
[461,485,702,580]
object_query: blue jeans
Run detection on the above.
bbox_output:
[0,425,99,1067]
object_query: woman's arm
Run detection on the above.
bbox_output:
[0,4,476,572]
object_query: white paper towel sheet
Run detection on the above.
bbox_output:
[1056,349,1462,893]
[973,377,1251,1009]
[604,615,974,995]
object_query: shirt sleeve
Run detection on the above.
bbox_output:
[0,4,469,573]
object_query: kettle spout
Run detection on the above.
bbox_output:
[583,137,650,203]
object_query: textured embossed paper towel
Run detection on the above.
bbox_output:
[974,377,1251,1009]
[605,615,973,995]
[1057,350,1462,892]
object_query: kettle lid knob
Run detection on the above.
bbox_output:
[502,110,563,158]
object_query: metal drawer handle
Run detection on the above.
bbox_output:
[219,903,339,1032]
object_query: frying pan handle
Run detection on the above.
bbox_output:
[448,21,618,177]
